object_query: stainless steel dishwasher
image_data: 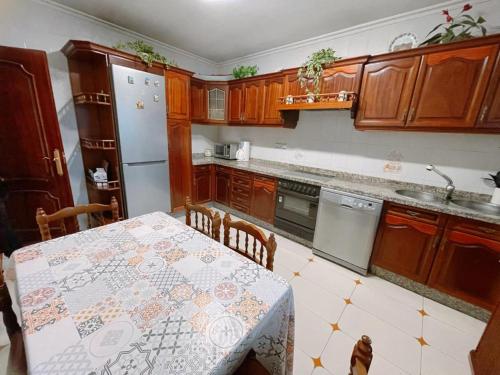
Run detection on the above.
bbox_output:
[313,188,383,275]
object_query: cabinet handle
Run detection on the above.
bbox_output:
[408,107,415,122]
[477,226,496,234]
[480,106,488,122]
[53,149,64,176]
[406,210,420,217]
[432,235,442,249]
[402,109,408,123]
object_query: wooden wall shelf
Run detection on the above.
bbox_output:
[81,138,116,150]
[277,92,356,111]
[74,92,111,105]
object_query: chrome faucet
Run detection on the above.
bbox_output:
[426,164,455,200]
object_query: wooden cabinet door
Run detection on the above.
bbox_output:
[371,213,440,283]
[215,170,231,205]
[262,77,284,125]
[190,79,206,122]
[477,52,500,129]
[355,57,420,128]
[228,83,243,123]
[207,84,228,123]
[407,45,498,129]
[167,120,192,211]
[250,176,277,224]
[0,46,75,244]
[428,230,500,311]
[243,80,264,124]
[166,70,190,120]
[284,72,313,96]
[321,64,363,94]
[192,165,211,204]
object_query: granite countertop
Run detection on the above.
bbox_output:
[192,155,500,225]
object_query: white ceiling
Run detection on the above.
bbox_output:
[52,0,445,62]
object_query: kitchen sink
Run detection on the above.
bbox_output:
[450,199,500,216]
[395,189,444,203]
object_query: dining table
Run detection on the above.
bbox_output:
[6,211,295,374]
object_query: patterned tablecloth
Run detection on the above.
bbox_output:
[8,212,294,374]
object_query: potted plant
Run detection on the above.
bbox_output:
[297,48,341,96]
[232,65,259,79]
[113,40,177,67]
[420,3,487,46]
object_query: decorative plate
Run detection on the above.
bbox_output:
[389,33,418,52]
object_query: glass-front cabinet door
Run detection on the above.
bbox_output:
[207,85,227,123]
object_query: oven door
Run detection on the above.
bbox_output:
[275,189,318,229]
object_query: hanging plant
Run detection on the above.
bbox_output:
[420,4,487,46]
[113,40,177,67]
[232,65,259,79]
[297,48,341,95]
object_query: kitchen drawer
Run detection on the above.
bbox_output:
[447,217,500,242]
[232,169,251,178]
[216,165,232,174]
[254,174,276,185]
[193,165,211,174]
[232,185,250,197]
[231,201,250,214]
[232,175,252,188]
[386,202,443,224]
[231,191,250,205]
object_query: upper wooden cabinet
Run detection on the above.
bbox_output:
[190,78,206,122]
[166,70,190,120]
[407,45,499,129]
[207,84,228,123]
[262,76,285,125]
[355,56,421,128]
[228,83,244,123]
[243,80,264,124]
[320,57,368,94]
[283,70,311,96]
[477,52,500,129]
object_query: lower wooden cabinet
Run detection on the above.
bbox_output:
[371,205,443,284]
[250,175,277,224]
[215,166,231,205]
[192,165,212,204]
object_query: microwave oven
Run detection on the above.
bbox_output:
[214,143,238,160]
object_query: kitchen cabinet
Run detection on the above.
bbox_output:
[242,80,264,124]
[215,166,231,205]
[371,203,444,283]
[320,59,367,94]
[207,84,228,123]
[355,56,421,128]
[250,175,277,224]
[428,218,500,311]
[190,78,206,122]
[168,120,192,211]
[228,83,244,123]
[283,69,313,96]
[230,169,252,213]
[192,165,212,204]
[166,70,190,120]
[262,76,285,125]
[477,53,500,129]
[407,45,498,129]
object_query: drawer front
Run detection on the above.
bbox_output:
[231,201,250,214]
[231,191,250,206]
[232,169,252,178]
[254,174,276,186]
[232,175,251,188]
[216,165,232,174]
[447,217,500,242]
[386,202,442,224]
[232,185,250,197]
[194,165,211,174]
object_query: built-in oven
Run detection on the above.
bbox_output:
[274,179,320,242]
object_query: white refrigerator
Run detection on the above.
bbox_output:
[111,64,170,217]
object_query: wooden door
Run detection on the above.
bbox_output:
[190,79,206,122]
[355,56,420,128]
[166,70,190,120]
[407,45,498,129]
[428,229,500,311]
[243,80,263,124]
[262,77,284,125]
[207,84,228,123]
[192,165,212,204]
[477,52,500,129]
[371,212,440,283]
[167,119,192,211]
[215,169,231,205]
[0,46,74,245]
[250,175,277,224]
[228,83,244,123]
[321,64,363,94]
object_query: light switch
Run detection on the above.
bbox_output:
[128,76,134,84]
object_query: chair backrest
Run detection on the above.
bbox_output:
[36,196,119,241]
[349,335,373,375]
[223,213,277,271]
[185,196,221,241]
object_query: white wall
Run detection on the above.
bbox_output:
[0,0,216,205]
[217,0,500,195]
[191,125,219,154]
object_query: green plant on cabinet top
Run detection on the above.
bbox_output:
[113,40,177,67]
[232,65,259,79]
[297,48,341,94]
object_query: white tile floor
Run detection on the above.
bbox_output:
[0,209,487,375]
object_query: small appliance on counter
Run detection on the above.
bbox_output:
[236,141,251,161]
[214,143,238,160]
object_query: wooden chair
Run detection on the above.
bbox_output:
[36,196,119,241]
[234,349,270,375]
[0,255,27,374]
[223,213,277,271]
[185,197,221,241]
[350,335,373,375]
